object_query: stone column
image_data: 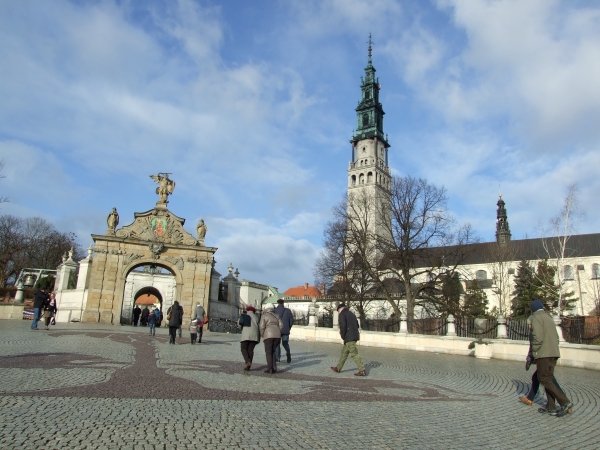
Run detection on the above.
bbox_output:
[398,312,408,334]
[446,314,456,336]
[56,259,78,291]
[496,315,508,339]
[308,299,318,327]
[333,309,339,330]
[14,279,24,304]
[554,314,565,342]
[76,250,93,290]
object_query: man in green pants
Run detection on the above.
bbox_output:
[331,303,366,376]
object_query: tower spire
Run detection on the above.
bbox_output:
[496,194,511,246]
[367,33,373,66]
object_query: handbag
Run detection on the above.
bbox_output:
[203,315,209,323]
[167,311,171,320]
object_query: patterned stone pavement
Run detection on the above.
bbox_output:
[0,320,598,449]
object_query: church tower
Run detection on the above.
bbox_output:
[495,195,511,246]
[347,35,392,247]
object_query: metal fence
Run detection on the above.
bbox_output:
[361,318,401,332]
[561,317,600,345]
[455,317,497,339]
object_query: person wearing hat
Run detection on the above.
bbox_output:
[530,300,573,416]
[331,303,366,376]
[259,303,283,374]
[240,306,260,371]
[519,315,569,412]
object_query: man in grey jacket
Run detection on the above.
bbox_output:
[530,300,573,417]
[330,303,366,376]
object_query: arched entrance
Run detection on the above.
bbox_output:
[120,264,175,325]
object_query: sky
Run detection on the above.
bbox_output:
[1,0,600,292]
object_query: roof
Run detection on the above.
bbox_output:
[283,284,322,298]
[378,233,600,269]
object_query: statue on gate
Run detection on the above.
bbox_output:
[150,173,176,205]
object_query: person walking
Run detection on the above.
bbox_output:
[330,303,366,376]
[519,317,571,413]
[31,288,48,330]
[167,301,183,344]
[530,300,573,416]
[274,299,294,363]
[133,305,142,327]
[42,292,57,330]
[148,307,158,336]
[189,320,198,344]
[141,306,150,326]
[240,306,260,371]
[192,303,206,343]
[259,303,283,374]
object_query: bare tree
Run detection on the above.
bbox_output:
[0,214,84,287]
[541,184,585,317]
[330,176,478,330]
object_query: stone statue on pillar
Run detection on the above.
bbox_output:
[196,219,207,245]
[107,207,119,234]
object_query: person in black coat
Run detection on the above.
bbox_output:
[330,303,366,376]
[167,301,184,344]
[140,306,150,326]
[133,305,142,326]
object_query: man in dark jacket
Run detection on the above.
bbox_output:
[133,305,142,326]
[530,300,573,417]
[167,301,184,344]
[330,303,366,376]
[274,299,294,363]
[140,306,150,326]
[31,288,48,330]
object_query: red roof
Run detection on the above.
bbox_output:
[283,284,322,298]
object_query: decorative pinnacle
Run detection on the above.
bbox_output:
[367,33,373,65]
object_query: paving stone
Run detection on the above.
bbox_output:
[0,320,598,449]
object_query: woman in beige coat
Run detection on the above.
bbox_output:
[259,303,283,373]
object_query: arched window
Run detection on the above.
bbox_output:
[475,270,487,281]
[359,174,365,184]
[362,113,369,127]
[592,263,600,279]
[367,172,373,183]
[351,175,356,186]
[563,265,574,280]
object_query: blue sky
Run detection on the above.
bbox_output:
[1,0,600,291]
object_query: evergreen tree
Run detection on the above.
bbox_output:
[511,260,535,317]
[440,271,462,317]
[463,279,488,317]
[534,259,577,315]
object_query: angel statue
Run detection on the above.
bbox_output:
[150,173,176,204]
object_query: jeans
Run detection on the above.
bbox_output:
[275,334,290,361]
[149,323,155,335]
[31,308,41,329]
[336,341,365,372]
[178,326,182,338]
[527,369,563,401]
[263,338,280,372]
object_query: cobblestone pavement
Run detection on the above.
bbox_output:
[0,320,598,449]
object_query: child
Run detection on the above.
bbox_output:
[189,320,198,344]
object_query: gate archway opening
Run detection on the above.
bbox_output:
[120,263,176,325]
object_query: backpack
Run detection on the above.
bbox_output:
[239,313,251,327]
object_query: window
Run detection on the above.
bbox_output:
[359,174,364,184]
[592,263,600,279]
[563,265,574,280]
[351,175,356,186]
[367,172,373,183]
[475,270,487,281]
[362,113,369,127]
